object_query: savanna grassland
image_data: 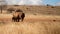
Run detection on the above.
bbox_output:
[0,5,60,34]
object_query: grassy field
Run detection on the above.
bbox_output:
[7,5,60,15]
[0,14,60,34]
[0,5,60,34]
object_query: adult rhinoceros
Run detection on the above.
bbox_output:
[12,9,25,22]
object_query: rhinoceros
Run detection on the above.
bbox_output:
[12,9,25,22]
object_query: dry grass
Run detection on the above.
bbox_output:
[7,6,60,15]
[0,5,60,34]
[0,14,60,34]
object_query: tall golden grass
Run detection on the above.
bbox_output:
[0,14,60,34]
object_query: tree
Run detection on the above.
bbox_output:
[46,4,54,8]
[14,5,19,6]
[0,0,7,13]
[47,4,51,6]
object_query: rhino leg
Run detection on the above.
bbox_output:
[21,13,25,22]
[12,17,17,22]
[16,16,21,22]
